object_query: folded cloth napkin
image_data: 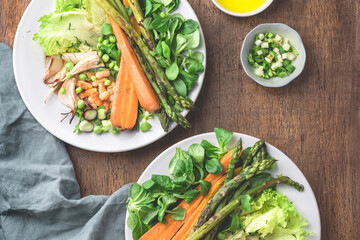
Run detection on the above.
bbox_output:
[0,43,131,240]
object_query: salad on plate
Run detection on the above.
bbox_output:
[126,128,312,240]
[34,0,205,135]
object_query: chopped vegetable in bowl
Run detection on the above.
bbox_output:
[248,32,299,79]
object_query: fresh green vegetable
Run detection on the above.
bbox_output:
[97,108,107,120]
[248,32,298,79]
[96,0,189,110]
[102,39,110,45]
[101,120,113,132]
[140,121,152,132]
[228,188,311,239]
[33,0,107,55]
[98,35,104,43]
[65,62,74,71]
[79,73,87,81]
[225,139,243,183]
[186,176,305,240]
[60,87,66,94]
[104,79,112,86]
[77,100,85,109]
[126,128,233,239]
[102,54,110,62]
[66,72,72,79]
[109,35,116,43]
[93,125,102,134]
[79,120,94,132]
[75,87,83,94]
[126,129,311,240]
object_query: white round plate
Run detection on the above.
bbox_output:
[13,0,206,152]
[125,132,321,240]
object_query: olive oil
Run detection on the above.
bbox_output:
[217,0,266,13]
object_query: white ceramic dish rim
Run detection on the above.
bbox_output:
[13,0,206,153]
[211,0,273,17]
[241,23,306,88]
[125,132,321,240]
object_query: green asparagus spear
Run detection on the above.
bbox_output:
[186,176,304,240]
[202,181,249,240]
[225,138,243,183]
[242,139,266,168]
[129,34,191,128]
[108,0,120,11]
[193,158,276,230]
[114,0,131,22]
[127,0,155,51]
[94,0,194,110]
[159,108,170,132]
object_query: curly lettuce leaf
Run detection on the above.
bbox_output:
[83,0,108,25]
[229,189,311,240]
[33,0,106,55]
[56,0,84,12]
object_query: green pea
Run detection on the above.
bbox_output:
[91,76,97,82]
[65,62,74,71]
[114,65,119,71]
[98,36,104,43]
[109,35,116,43]
[93,125,102,135]
[96,43,102,49]
[104,80,112,86]
[98,50,103,57]
[77,100,85,109]
[97,109,107,120]
[102,39,109,45]
[102,54,110,63]
[60,87,66,94]
[66,72,72,79]
[111,128,118,134]
[75,87,83,95]
[79,74,87,81]
[140,121,152,132]
[109,61,116,69]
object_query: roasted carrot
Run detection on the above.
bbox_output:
[110,57,138,129]
[139,150,234,240]
[108,15,160,113]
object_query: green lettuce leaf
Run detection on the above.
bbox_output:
[33,0,106,55]
[56,0,84,12]
[228,189,311,240]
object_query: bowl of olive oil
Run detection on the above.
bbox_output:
[212,0,273,17]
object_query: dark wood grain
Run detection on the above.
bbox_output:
[1,0,359,239]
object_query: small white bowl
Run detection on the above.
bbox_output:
[240,23,306,88]
[212,0,273,17]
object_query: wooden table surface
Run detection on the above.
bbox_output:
[1,0,359,239]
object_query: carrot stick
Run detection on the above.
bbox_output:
[110,58,138,129]
[140,150,234,240]
[108,15,160,113]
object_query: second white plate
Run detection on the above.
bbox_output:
[125,132,321,240]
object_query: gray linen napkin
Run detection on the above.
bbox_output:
[0,43,131,240]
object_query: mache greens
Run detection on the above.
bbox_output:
[142,0,204,102]
[126,128,232,240]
